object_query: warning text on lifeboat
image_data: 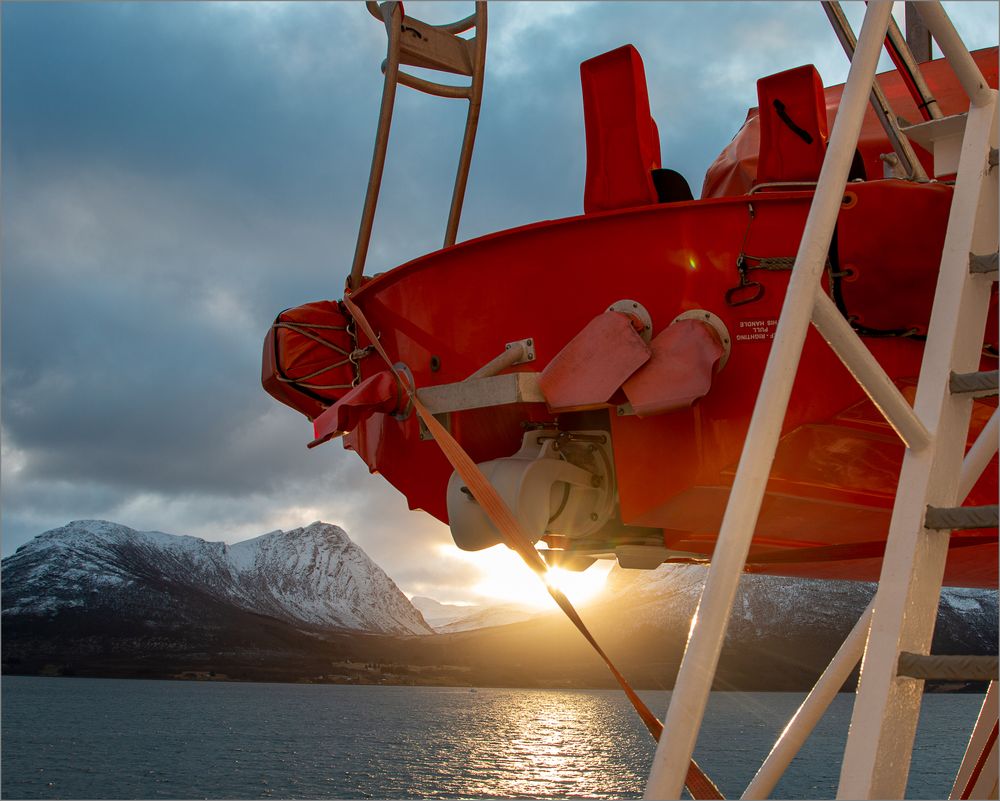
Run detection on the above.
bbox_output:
[735,318,777,342]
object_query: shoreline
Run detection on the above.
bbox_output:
[2,668,985,694]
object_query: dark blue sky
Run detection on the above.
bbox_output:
[2,2,996,601]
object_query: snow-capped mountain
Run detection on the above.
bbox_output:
[411,596,539,632]
[3,521,994,689]
[596,562,997,654]
[2,520,431,636]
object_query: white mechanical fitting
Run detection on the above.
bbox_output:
[447,429,615,551]
[505,338,536,364]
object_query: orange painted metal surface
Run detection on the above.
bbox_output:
[581,44,661,213]
[267,47,999,588]
[756,64,829,184]
[338,180,996,586]
[703,47,999,197]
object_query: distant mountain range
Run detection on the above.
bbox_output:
[601,559,997,651]
[3,520,995,690]
[411,596,538,632]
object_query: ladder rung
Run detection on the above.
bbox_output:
[970,252,999,275]
[897,652,998,682]
[899,113,966,150]
[925,504,999,530]
[950,370,999,397]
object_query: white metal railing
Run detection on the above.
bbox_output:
[642,4,898,796]
[836,6,997,789]
[810,290,930,448]
[350,2,487,290]
[823,1,928,181]
[917,3,994,108]
[741,600,875,800]
[949,682,999,799]
[958,410,998,501]
[644,1,998,797]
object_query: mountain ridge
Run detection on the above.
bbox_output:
[410,595,540,632]
[2,519,431,636]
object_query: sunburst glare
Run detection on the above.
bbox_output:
[440,544,614,609]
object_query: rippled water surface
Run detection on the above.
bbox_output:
[1,677,984,799]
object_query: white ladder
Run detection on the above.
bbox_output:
[642,2,998,798]
[838,1,998,794]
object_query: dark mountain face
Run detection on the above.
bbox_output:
[2,520,435,683]
[416,564,996,692]
[580,564,997,690]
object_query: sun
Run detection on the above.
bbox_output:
[443,544,614,609]
[543,566,612,605]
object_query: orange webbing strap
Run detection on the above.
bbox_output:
[342,293,722,800]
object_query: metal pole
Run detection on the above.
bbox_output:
[888,12,942,119]
[642,5,895,798]
[916,2,993,108]
[904,2,932,64]
[957,408,999,504]
[837,85,998,801]
[741,601,875,800]
[444,3,487,248]
[467,342,525,380]
[823,1,928,181]
[350,3,402,290]
[811,290,930,449]
[950,681,999,799]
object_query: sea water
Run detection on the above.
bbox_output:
[1,676,985,799]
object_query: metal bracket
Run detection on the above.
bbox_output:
[880,152,907,179]
[969,252,999,276]
[924,503,998,530]
[392,362,414,421]
[467,338,537,379]
[505,338,535,364]
[900,112,967,177]
[418,412,451,441]
[607,299,653,342]
[949,369,999,397]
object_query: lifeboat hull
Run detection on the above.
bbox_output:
[342,181,998,588]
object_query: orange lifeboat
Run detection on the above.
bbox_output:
[263,14,998,589]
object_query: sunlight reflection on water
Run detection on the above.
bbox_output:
[444,690,646,798]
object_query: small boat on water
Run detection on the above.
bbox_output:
[262,2,998,798]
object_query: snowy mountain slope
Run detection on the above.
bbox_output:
[2,520,432,636]
[596,562,998,653]
[411,596,539,632]
[436,604,540,633]
[410,596,475,629]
